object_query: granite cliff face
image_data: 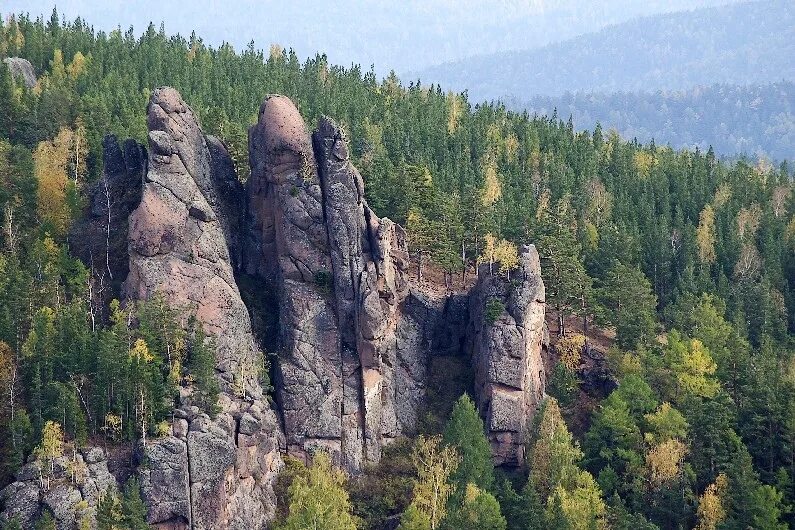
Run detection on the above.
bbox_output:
[122,87,283,530]
[1,86,547,530]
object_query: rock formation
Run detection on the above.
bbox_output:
[0,448,115,530]
[3,57,37,88]
[1,86,548,530]
[123,87,283,530]
[246,96,548,472]
[468,246,547,467]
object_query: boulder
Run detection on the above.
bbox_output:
[3,57,37,88]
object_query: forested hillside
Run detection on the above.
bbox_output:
[0,10,794,530]
[410,0,795,100]
[521,82,795,161]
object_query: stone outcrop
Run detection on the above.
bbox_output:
[3,57,37,88]
[123,87,283,530]
[2,85,549,529]
[246,97,450,470]
[467,246,547,467]
[0,447,116,530]
[245,96,547,473]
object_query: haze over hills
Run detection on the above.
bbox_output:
[4,0,741,75]
[410,0,795,100]
[524,82,795,162]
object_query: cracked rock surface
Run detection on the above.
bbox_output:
[2,86,548,530]
[467,245,547,467]
[124,87,283,530]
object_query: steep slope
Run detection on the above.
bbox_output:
[411,0,794,101]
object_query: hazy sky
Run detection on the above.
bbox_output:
[3,0,741,74]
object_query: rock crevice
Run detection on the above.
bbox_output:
[2,87,547,530]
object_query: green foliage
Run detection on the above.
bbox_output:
[443,394,494,493]
[494,478,547,530]
[595,262,657,349]
[313,269,333,293]
[33,512,55,530]
[485,299,505,325]
[0,11,792,521]
[547,363,580,409]
[397,504,432,530]
[186,320,219,415]
[349,439,415,530]
[442,483,506,530]
[278,451,358,530]
[1,518,23,530]
[96,489,122,530]
[121,478,149,530]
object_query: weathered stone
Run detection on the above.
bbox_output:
[0,481,40,528]
[124,87,283,529]
[468,245,547,467]
[3,57,37,88]
[43,484,82,530]
[0,445,116,530]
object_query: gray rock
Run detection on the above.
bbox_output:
[0,445,116,530]
[468,245,547,467]
[43,484,82,530]
[124,87,283,529]
[3,57,37,88]
[0,481,40,528]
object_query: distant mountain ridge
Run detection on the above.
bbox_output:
[409,0,794,101]
[3,0,740,76]
[522,82,795,162]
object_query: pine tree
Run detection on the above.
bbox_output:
[442,483,506,530]
[96,488,123,530]
[121,478,148,530]
[187,321,219,415]
[595,262,657,349]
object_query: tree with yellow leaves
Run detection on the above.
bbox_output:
[405,435,460,530]
[279,451,358,530]
[34,420,64,490]
[446,92,463,135]
[646,438,688,486]
[66,51,88,81]
[695,473,727,530]
[33,125,86,238]
[667,333,719,399]
[493,238,518,278]
[480,162,502,207]
[696,204,716,266]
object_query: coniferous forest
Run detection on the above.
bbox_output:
[0,9,794,530]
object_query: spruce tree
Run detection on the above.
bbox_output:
[443,394,494,493]
[121,478,149,530]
